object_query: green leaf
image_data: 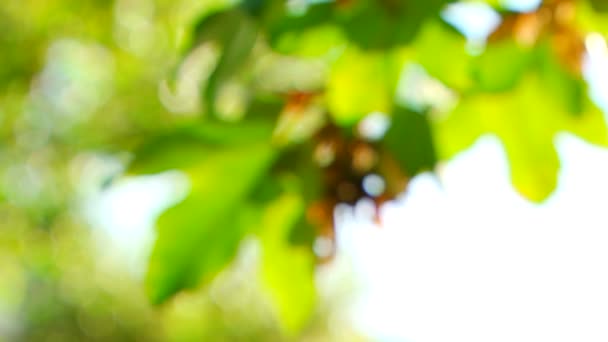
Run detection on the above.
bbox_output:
[273,24,346,57]
[241,0,266,16]
[561,93,608,148]
[326,47,393,125]
[129,120,275,175]
[472,39,533,92]
[575,1,608,36]
[408,19,472,91]
[271,145,324,247]
[263,0,335,50]
[431,94,483,162]
[338,0,454,50]
[433,35,607,201]
[145,143,276,304]
[258,192,316,334]
[337,0,405,50]
[383,106,437,176]
[190,9,258,116]
[473,0,503,9]
[434,72,606,202]
[589,0,608,12]
[536,42,585,116]
[434,82,557,201]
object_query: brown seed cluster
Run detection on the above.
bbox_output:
[278,90,413,261]
[308,125,408,260]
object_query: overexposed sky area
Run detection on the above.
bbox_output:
[341,134,608,342]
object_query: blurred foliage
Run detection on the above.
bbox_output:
[2,0,608,340]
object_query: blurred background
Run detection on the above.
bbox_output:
[3,0,608,341]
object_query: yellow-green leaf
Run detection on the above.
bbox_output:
[434,72,606,201]
[326,47,392,125]
[259,192,316,334]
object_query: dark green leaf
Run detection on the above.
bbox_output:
[338,0,454,50]
[129,120,275,175]
[145,143,276,304]
[204,12,258,116]
[384,106,437,176]
[189,9,258,116]
[589,0,608,12]
[263,0,335,49]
